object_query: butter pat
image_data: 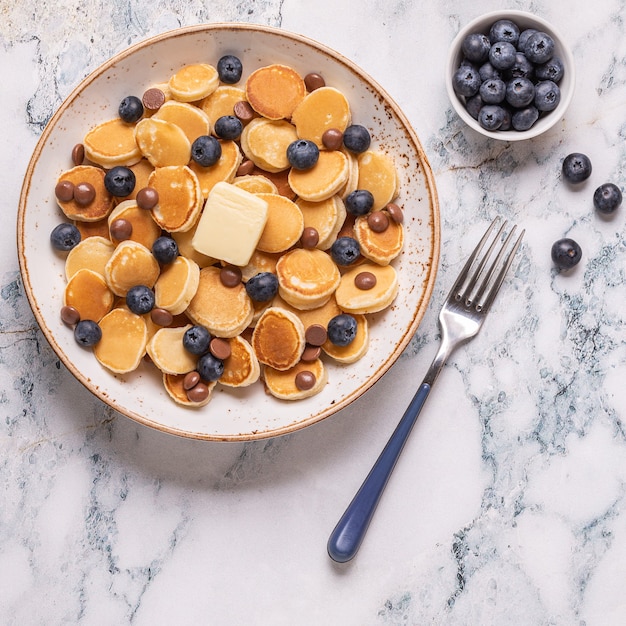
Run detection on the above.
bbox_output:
[191,181,269,266]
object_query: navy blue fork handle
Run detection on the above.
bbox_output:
[327,382,432,563]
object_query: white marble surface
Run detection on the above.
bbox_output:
[2,0,626,623]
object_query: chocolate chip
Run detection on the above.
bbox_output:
[236,159,255,177]
[142,87,166,112]
[355,271,377,290]
[322,128,343,151]
[60,305,80,325]
[210,337,232,360]
[385,202,404,224]
[305,324,327,346]
[295,370,316,391]
[187,381,210,403]
[301,345,321,362]
[220,266,242,287]
[233,100,255,123]
[183,370,201,390]
[71,143,85,166]
[110,218,132,241]
[150,307,173,326]
[73,182,96,206]
[304,72,325,91]
[55,180,75,202]
[367,210,390,233]
[136,186,159,210]
[301,226,319,249]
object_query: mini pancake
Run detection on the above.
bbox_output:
[65,236,115,280]
[56,165,114,222]
[168,63,219,102]
[295,195,347,250]
[272,293,342,333]
[186,266,254,338]
[73,218,110,240]
[134,117,191,167]
[291,86,351,148]
[232,175,278,195]
[154,255,200,315]
[288,150,349,202]
[357,150,399,210]
[107,199,161,249]
[163,373,216,407]
[263,358,328,400]
[251,306,305,370]
[83,118,142,168]
[152,100,212,144]
[339,148,359,199]
[255,193,304,254]
[240,118,298,173]
[276,248,341,310]
[147,165,203,232]
[94,307,148,374]
[240,249,281,282]
[354,213,404,265]
[188,139,242,198]
[250,166,295,199]
[63,268,114,323]
[146,324,198,375]
[220,335,261,388]
[334,262,399,314]
[322,313,369,363]
[199,85,247,126]
[104,240,160,297]
[171,227,217,268]
[245,64,306,120]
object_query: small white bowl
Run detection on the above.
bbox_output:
[446,10,575,141]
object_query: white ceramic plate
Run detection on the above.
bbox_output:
[18,24,440,441]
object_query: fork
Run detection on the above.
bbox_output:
[327,217,524,563]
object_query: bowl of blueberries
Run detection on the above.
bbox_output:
[446,10,575,140]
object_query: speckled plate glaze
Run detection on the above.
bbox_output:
[17,23,440,441]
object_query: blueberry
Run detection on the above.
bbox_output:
[191,135,222,167]
[104,166,136,197]
[499,106,513,131]
[245,272,279,302]
[517,28,538,52]
[523,31,555,64]
[152,236,179,264]
[342,124,371,153]
[126,285,155,315]
[74,319,102,347]
[534,80,561,112]
[461,33,491,63]
[197,352,224,382]
[562,153,592,183]
[593,183,622,214]
[214,115,243,140]
[551,238,582,270]
[511,106,539,131]
[183,325,212,355]
[217,55,243,84]
[286,139,319,170]
[489,19,520,46]
[478,62,501,82]
[50,223,81,251]
[535,57,564,83]
[327,314,358,346]
[345,189,374,215]
[478,105,506,131]
[505,52,534,80]
[330,237,361,266]
[505,77,535,108]
[118,95,144,123]
[489,41,517,70]
[465,94,484,119]
[479,78,506,104]
[451,65,481,97]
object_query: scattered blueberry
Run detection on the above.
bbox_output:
[489,41,517,70]
[152,236,179,264]
[562,153,592,183]
[126,285,155,315]
[489,19,520,46]
[118,95,144,123]
[523,31,555,64]
[342,124,371,153]
[330,237,361,266]
[327,314,358,346]
[50,223,81,251]
[214,115,243,140]
[511,106,539,131]
[478,105,506,131]
[217,55,243,84]
[197,352,224,381]
[183,325,212,355]
[505,77,535,108]
[535,57,564,82]
[104,166,136,197]
[74,319,102,347]
[345,189,375,215]
[461,33,491,63]
[452,65,481,97]
[245,272,279,302]
[479,78,506,104]
[534,80,561,111]
[593,183,622,214]
[551,238,582,270]
[191,135,222,167]
[286,139,319,170]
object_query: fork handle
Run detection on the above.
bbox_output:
[327,382,431,563]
